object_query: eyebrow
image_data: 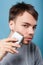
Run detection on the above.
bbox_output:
[22,22,37,26]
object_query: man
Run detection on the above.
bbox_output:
[0,2,43,65]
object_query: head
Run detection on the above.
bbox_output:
[9,2,38,44]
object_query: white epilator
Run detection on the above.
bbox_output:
[11,32,23,44]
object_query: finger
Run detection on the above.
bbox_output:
[5,47,19,54]
[11,48,19,53]
[10,43,21,48]
[3,38,18,42]
[6,42,21,48]
[5,48,15,54]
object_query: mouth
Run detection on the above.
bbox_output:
[25,37,33,41]
[22,37,33,44]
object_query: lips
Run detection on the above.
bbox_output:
[25,37,32,41]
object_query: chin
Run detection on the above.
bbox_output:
[23,41,31,45]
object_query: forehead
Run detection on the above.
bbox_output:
[16,11,37,25]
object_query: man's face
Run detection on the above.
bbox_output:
[9,11,37,44]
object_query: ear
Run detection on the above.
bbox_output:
[9,20,15,32]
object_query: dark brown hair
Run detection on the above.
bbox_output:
[9,2,38,21]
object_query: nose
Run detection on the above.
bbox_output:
[27,27,34,35]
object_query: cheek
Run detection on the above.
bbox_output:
[15,26,27,37]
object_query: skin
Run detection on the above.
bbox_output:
[0,11,37,60]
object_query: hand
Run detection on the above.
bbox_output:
[0,38,20,60]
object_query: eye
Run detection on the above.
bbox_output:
[22,25,29,28]
[33,26,37,30]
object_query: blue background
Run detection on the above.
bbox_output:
[0,0,43,58]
